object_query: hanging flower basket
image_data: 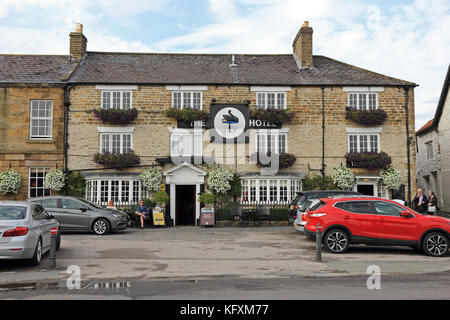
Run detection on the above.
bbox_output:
[331,166,355,190]
[139,169,162,193]
[345,107,388,126]
[0,169,22,196]
[93,151,140,170]
[207,168,234,195]
[250,108,293,125]
[380,167,402,191]
[94,108,138,125]
[44,169,66,192]
[345,152,392,171]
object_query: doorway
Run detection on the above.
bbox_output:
[357,184,375,196]
[176,185,196,225]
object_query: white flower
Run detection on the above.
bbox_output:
[0,169,22,195]
[380,167,402,191]
[139,169,162,192]
[331,166,355,190]
[207,168,234,195]
[44,169,66,192]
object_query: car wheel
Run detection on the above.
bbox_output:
[324,229,349,254]
[93,218,110,235]
[423,232,449,257]
[28,238,42,266]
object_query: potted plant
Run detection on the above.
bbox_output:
[331,166,355,190]
[198,192,215,209]
[345,107,388,126]
[93,151,141,170]
[380,166,402,197]
[153,191,170,209]
[43,169,66,193]
[93,108,138,125]
[0,169,22,198]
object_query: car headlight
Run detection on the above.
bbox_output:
[113,214,124,219]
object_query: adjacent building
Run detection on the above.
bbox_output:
[416,64,450,213]
[62,22,417,225]
[0,54,77,200]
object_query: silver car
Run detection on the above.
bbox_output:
[29,196,129,235]
[293,199,322,233]
[0,201,60,266]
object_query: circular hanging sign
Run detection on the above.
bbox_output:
[213,107,246,139]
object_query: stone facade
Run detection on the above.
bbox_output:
[0,85,65,200]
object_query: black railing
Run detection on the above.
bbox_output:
[215,200,290,222]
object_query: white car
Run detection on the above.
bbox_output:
[293,199,323,233]
[0,201,60,266]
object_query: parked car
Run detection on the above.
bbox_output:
[304,197,450,257]
[293,199,322,233]
[28,196,129,235]
[0,201,60,266]
[288,190,362,224]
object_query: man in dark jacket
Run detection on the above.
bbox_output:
[413,188,428,213]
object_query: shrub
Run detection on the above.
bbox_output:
[153,191,170,205]
[269,208,290,221]
[139,169,162,193]
[94,108,138,125]
[380,167,402,191]
[345,107,388,126]
[43,169,65,192]
[198,192,215,205]
[345,151,392,170]
[93,151,140,170]
[302,175,338,191]
[60,171,86,197]
[207,168,234,195]
[331,166,355,190]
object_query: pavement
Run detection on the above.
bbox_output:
[0,226,449,289]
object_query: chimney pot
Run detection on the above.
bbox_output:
[75,23,83,33]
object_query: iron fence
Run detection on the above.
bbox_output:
[214,199,291,222]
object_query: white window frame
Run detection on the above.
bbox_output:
[255,92,287,110]
[347,92,379,111]
[28,167,51,198]
[241,177,302,204]
[347,133,380,153]
[30,100,53,140]
[254,129,289,154]
[99,132,133,154]
[100,91,133,110]
[86,179,148,205]
[171,91,203,110]
[169,128,203,157]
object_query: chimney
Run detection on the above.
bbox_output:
[293,21,313,68]
[70,23,87,60]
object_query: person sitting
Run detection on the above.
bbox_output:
[107,200,117,210]
[135,200,150,229]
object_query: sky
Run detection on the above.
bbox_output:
[0,0,449,130]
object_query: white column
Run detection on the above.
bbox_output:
[170,184,176,226]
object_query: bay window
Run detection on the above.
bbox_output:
[86,179,148,205]
[241,177,302,204]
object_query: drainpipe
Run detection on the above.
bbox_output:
[63,84,74,173]
[321,87,326,180]
[404,86,412,206]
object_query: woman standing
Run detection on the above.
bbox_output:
[427,191,439,215]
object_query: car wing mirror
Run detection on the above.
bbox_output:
[400,211,412,218]
[80,208,88,212]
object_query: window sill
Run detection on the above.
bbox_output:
[27,139,55,144]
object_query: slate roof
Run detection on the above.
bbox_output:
[0,55,77,84]
[68,52,415,86]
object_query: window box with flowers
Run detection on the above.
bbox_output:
[165,107,209,123]
[345,151,392,171]
[93,108,139,125]
[256,152,297,169]
[250,108,293,126]
[93,151,140,170]
[345,107,388,126]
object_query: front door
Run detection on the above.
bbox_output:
[357,184,375,196]
[176,185,196,225]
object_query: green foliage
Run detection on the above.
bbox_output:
[93,151,141,170]
[269,208,290,221]
[153,191,170,205]
[198,192,215,204]
[165,108,209,122]
[60,171,86,197]
[302,175,338,191]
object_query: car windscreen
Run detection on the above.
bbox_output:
[0,206,27,220]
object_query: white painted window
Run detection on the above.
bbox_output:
[255,131,288,154]
[348,134,380,153]
[256,92,286,110]
[86,179,148,205]
[30,100,53,140]
[101,91,132,110]
[28,167,51,198]
[241,178,302,204]
[426,141,433,160]
[99,133,132,154]
[170,129,203,157]
[348,93,378,110]
[172,91,202,110]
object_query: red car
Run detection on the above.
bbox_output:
[304,197,450,257]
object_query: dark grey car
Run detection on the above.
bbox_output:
[28,196,129,235]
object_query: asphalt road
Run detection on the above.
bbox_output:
[0,272,449,300]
